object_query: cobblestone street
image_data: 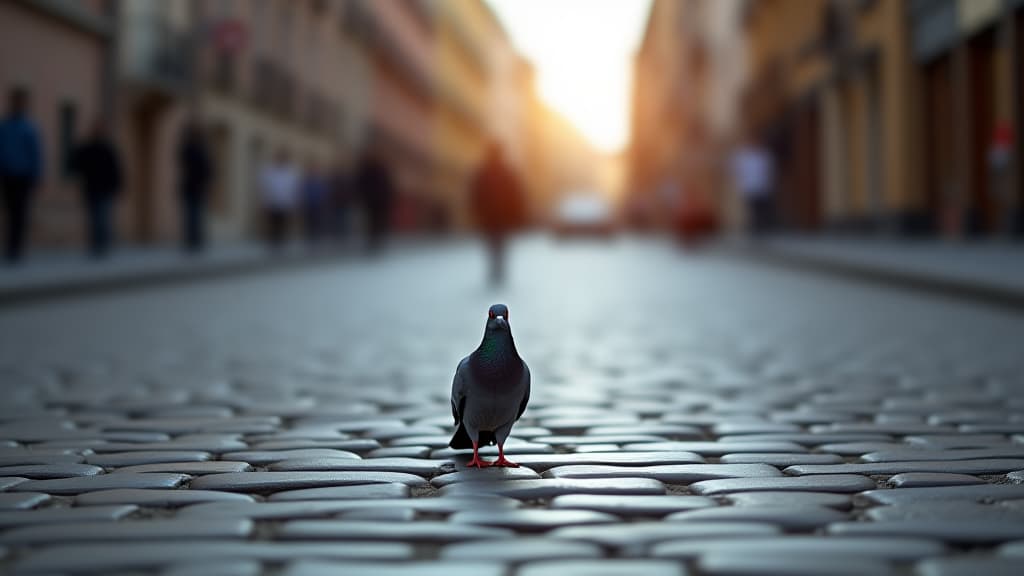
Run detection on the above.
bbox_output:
[1,237,1023,575]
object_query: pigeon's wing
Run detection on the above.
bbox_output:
[450,356,471,425]
[515,362,531,421]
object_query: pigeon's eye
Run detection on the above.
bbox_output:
[489,311,496,319]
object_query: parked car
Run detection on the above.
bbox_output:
[552,192,617,237]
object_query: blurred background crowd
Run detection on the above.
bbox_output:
[1,0,1023,265]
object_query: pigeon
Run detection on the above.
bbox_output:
[449,303,531,468]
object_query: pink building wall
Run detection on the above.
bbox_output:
[0,1,107,248]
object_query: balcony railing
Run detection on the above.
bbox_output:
[122,14,191,94]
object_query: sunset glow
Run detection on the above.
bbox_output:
[487,0,653,153]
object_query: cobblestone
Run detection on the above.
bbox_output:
[1,239,1022,573]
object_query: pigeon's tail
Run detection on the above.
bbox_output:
[448,423,496,449]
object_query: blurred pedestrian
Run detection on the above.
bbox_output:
[329,159,353,241]
[259,149,299,250]
[355,148,394,254]
[301,160,329,246]
[731,132,775,237]
[70,120,121,258]
[471,141,525,285]
[177,121,213,253]
[0,88,42,263]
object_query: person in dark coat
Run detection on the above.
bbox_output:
[355,149,394,254]
[471,141,526,285]
[329,160,353,241]
[177,121,213,253]
[71,120,121,258]
[0,88,42,263]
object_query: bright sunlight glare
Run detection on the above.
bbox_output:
[486,0,653,154]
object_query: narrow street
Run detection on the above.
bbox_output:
[1,238,1022,574]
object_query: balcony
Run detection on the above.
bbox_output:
[250,58,297,121]
[121,13,192,96]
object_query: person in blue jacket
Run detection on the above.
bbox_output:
[0,88,43,263]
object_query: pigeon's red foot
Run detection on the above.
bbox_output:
[465,455,492,468]
[492,444,518,467]
[466,442,491,468]
[491,456,519,468]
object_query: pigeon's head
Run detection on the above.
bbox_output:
[486,304,510,332]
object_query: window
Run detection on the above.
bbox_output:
[59,101,77,178]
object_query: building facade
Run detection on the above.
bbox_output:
[0,0,115,247]
[741,0,1024,238]
[628,0,747,231]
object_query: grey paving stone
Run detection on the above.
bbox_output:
[190,471,428,493]
[362,425,448,440]
[0,518,254,544]
[269,457,454,476]
[584,424,702,438]
[916,557,1024,576]
[0,452,85,466]
[337,507,416,521]
[498,451,705,472]
[574,444,625,453]
[517,559,687,576]
[11,472,188,495]
[13,541,413,573]
[85,451,213,467]
[724,491,852,509]
[543,464,781,483]
[279,520,513,542]
[0,477,27,490]
[689,474,877,495]
[812,423,955,435]
[551,494,716,517]
[621,441,807,455]
[866,501,1024,522]
[0,491,49,509]
[858,484,1024,505]
[248,439,381,452]
[100,417,280,434]
[905,434,1012,449]
[441,538,602,562]
[283,560,504,576]
[1000,540,1024,555]
[181,496,519,519]
[666,505,848,531]
[268,483,411,501]
[862,447,1024,462]
[84,436,248,453]
[75,488,255,507]
[815,442,913,456]
[0,504,136,528]
[719,453,844,466]
[221,448,362,465]
[162,560,263,576]
[449,509,619,532]
[717,433,894,445]
[366,446,432,458]
[549,522,782,551]
[111,461,253,474]
[651,536,946,561]
[431,466,541,487]
[785,459,1024,476]
[712,422,803,435]
[439,478,666,499]
[697,554,892,576]
[0,463,102,478]
[888,472,985,488]
[828,520,1024,544]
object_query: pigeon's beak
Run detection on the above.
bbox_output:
[495,316,507,329]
